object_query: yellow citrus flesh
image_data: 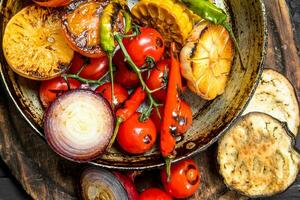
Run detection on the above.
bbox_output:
[131,0,200,46]
[2,5,74,80]
[180,24,234,100]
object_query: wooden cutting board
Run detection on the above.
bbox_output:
[0,0,299,199]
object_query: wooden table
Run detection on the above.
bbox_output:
[0,0,300,199]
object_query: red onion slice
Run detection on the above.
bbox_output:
[79,167,129,200]
[44,89,114,162]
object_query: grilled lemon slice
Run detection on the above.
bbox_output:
[3,5,74,80]
[131,0,199,46]
[180,22,234,100]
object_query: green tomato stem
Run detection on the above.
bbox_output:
[107,117,123,149]
[108,53,116,110]
[114,33,160,119]
[63,71,109,86]
[165,157,172,182]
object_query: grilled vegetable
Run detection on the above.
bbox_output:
[99,0,131,109]
[61,0,114,58]
[161,159,200,199]
[160,43,183,159]
[243,69,300,135]
[79,167,129,200]
[39,77,81,108]
[180,22,234,100]
[33,0,71,7]
[218,112,300,197]
[140,188,173,200]
[95,82,129,108]
[113,172,139,200]
[110,87,146,149]
[2,5,74,80]
[44,89,114,162]
[182,0,244,69]
[69,53,109,81]
[117,112,157,154]
[131,0,200,46]
[114,50,140,88]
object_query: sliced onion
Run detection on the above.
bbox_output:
[44,89,114,162]
[79,167,129,200]
[113,172,139,200]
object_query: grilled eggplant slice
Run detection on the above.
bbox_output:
[218,112,300,197]
[243,69,300,135]
[2,5,74,80]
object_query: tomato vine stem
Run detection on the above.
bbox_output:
[114,33,161,120]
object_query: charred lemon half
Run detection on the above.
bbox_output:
[2,5,74,80]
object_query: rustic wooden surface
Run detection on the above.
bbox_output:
[0,0,300,199]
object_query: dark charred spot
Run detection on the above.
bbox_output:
[185,164,199,185]
[143,134,152,144]
[156,37,163,48]
[170,125,177,137]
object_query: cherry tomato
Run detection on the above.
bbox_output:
[175,100,193,135]
[146,60,169,102]
[95,82,128,108]
[33,0,71,7]
[39,77,81,108]
[69,53,108,80]
[113,50,139,88]
[123,28,165,67]
[161,159,200,199]
[140,188,173,200]
[117,113,157,154]
[150,106,164,133]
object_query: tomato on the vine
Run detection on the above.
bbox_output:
[69,54,108,80]
[161,159,200,199]
[123,27,165,67]
[33,0,71,7]
[95,82,128,108]
[39,77,81,108]
[113,50,139,88]
[140,188,173,200]
[146,59,170,102]
[117,113,157,154]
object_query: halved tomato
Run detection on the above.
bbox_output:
[33,0,71,7]
[61,0,124,58]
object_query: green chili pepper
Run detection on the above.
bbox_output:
[99,1,132,108]
[182,0,245,70]
[99,2,122,54]
[123,8,132,34]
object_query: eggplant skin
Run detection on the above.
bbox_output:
[217,112,300,198]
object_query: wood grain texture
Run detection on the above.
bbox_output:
[0,0,299,200]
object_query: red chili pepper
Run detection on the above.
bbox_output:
[160,43,182,158]
[107,86,146,148]
[116,87,146,121]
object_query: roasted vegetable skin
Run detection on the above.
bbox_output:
[180,22,234,100]
[243,69,300,136]
[33,0,71,7]
[3,5,74,80]
[61,0,113,58]
[218,112,300,197]
[131,0,200,46]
